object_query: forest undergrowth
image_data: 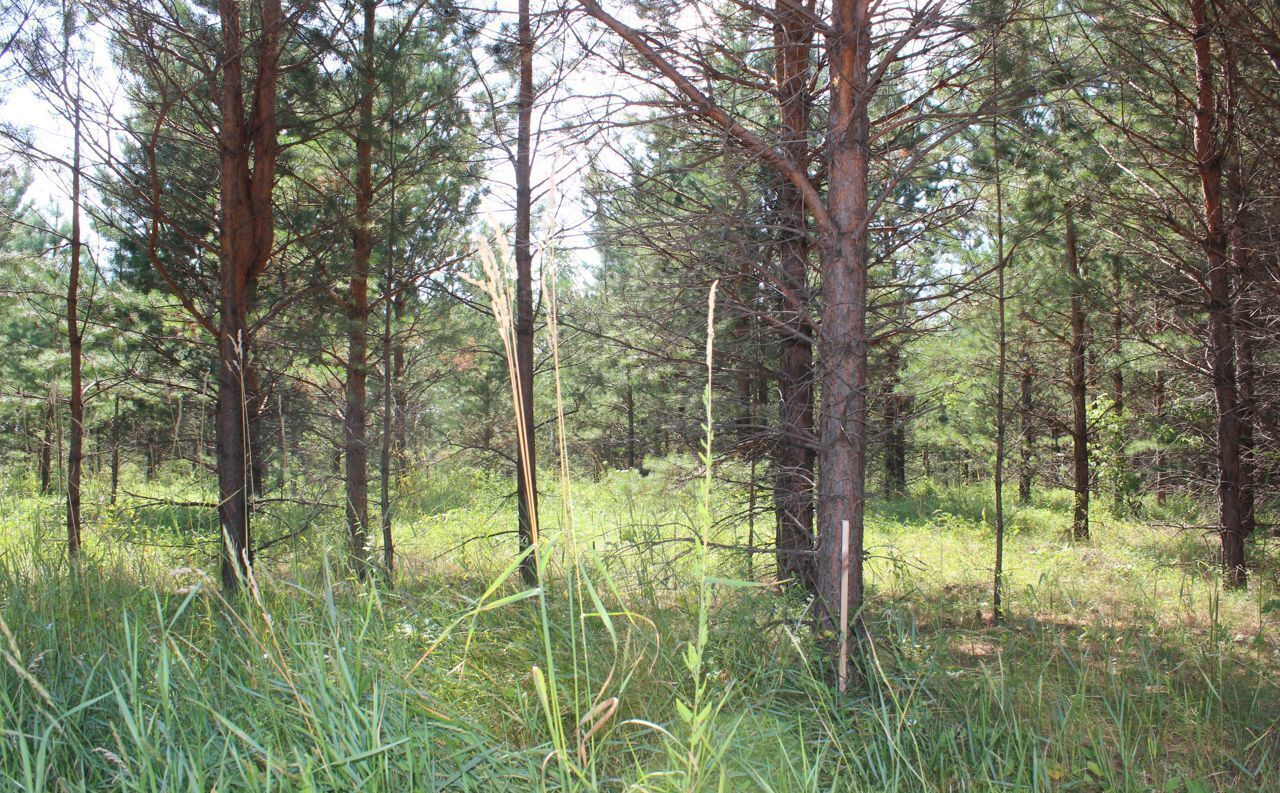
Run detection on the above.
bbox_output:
[0,468,1277,792]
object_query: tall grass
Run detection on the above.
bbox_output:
[2,472,1279,791]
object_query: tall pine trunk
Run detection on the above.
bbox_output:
[66,76,84,559]
[991,89,1007,621]
[215,0,281,592]
[380,140,399,579]
[815,0,872,640]
[1190,0,1246,586]
[215,283,253,590]
[345,0,377,577]
[1225,104,1256,541]
[515,0,539,583]
[1066,205,1089,540]
[1018,368,1034,503]
[1110,258,1127,513]
[773,0,816,589]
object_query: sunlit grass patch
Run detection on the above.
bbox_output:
[0,473,1277,790]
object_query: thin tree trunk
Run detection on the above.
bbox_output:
[1111,271,1124,415]
[380,132,398,580]
[515,0,538,584]
[882,339,907,498]
[1154,367,1166,506]
[1223,16,1256,542]
[1067,204,1089,540]
[40,387,53,494]
[1111,258,1127,513]
[196,376,207,474]
[172,396,183,460]
[733,287,753,442]
[65,72,84,559]
[1224,110,1256,541]
[276,392,287,492]
[991,89,1007,622]
[1018,368,1033,503]
[145,429,157,480]
[56,385,64,491]
[1236,321,1255,537]
[344,0,376,578]
[392,291,408,458]
[772,0,817,590]
[625,365,637,469]
[110,396,120,504]
[245,308,267,520]
[380,288,395,578]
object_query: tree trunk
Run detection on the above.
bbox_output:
[515,0,539,584]
[815,0,871,640]
[572,0,872,672]
[1236,319,1255,537]
[110,396,120,504]
[381,140,399,580]
[146,429,159,480]
[1110,258,1127,513]
[991,92,1007,622]
[733,291,754,442]
[882,339,907,498]
[344,0,376,578]
[215,289,253,590]
[391,291,407,460]
[1153,367,1167,506]
[66,75,84,559]
[40,387,53,494]
[772,0,817,590]
[276,392,288,493]
[381,285,395,578]
[1111,297,1123,416]
[1224,99,1256,541]
[625,366,637,469]
[1191,0,1245,587]
[1066,205,1089,540]
[215,0,281,593]
[1019,368,1033,503]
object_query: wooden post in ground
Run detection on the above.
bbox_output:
[838,518,851,693]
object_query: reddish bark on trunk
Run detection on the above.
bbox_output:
[773,0,817,590]
[215,0,281,592]
[815,0,872,637]
[1191,0,1246,587]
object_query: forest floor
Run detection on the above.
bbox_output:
[0,463,1278,791]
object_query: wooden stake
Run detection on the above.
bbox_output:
[838,518,850,693]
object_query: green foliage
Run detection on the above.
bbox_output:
[1,471,1277,791]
